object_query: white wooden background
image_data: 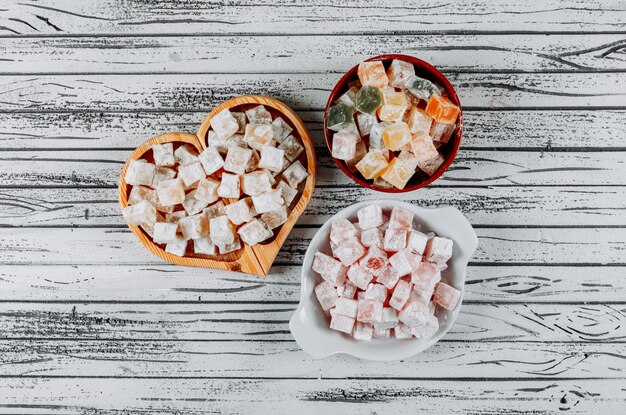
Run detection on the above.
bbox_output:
[0,0,625,413]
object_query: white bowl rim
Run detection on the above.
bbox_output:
[289,200,478,361]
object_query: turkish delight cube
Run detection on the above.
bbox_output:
[241,171,272,196]
[278,135,304,162]
[408,230,428,255]
[224,146,253,176]
[376,264,400,289]
[357,205,384,230]
[252,189,283,214]
[333,238,366,266]
[217,236,242,255]
[245,105,272,125]
[312,251,347,286]
[128,185,156,206]
[355,150,388,180]
[230,111,247,134]
[193,237,217,256]
[340,281,358,299]
[156,178,185,206]
[193,178,219,204]
[356,112,376,137]
[152,166,177,188]
[166,210,186,223]
[387,59,415,89]
[369,123,386,149]
[327,103,355,132]
[358,246,388,276]
[209,215,236,246]
[405,106,433,135]
[315,281,338,311]
[203,200,226,219]
[198,147,225,176]
[330,219,358,245]
[271,117,293,143]
[365,283,387,302]
[389,206,414,230]
[353,322,373,342]
[153,222,178,244]
[412,262,441,296]
[398,300,431,327]
[174,144,199,165]
[238,219,273,246]
[357,299,383,324]
[165,236,188,257]
[405,75,439,100]
[125,159,155,186]
[389,279,413,311]
[335,297,358,318]
[425,94,460,124]
[335,85,359,107]
[178,213,209,240]
[212,108,240,139]
[389,249,421,276]
[382,122,411,151]
[206,130,230,154]
[122,200,156,227]
[152,143,175,167]
[331,129,359,161]
[394,322,414,340]
[409,313,439,340]
[282,160,308,188]
[433,282,461,310]
[410,133,444,176]
[360,228,384,249]
[346,140,367,174]
[224,198,254,225]
[383,227,408,252]
[178,160,206,187]
[430,121,456,143]
[330,313,355,334]
[373,326,391,339]
[355,85,383,115]
[376,307,399,330]
[261,205,288,229]
[245,149,260,173]
[217,173,240,199]
[378,88,409,122]
[357,61,388,88]
[258,146,285,172]
[347,263,373,290]
[182,190,210,216]
[425,236,453,266]
[244,124,273,149]
[381,157,415,189]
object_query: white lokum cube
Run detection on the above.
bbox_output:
[174,145,199,165]
[315,281,338,311]
[178,213,209,240]
[387,59,415,89]
[198,147,225,175]
[409,313,439,340]
[389,279,413,310]
[408,230,428,255]
[333,238,366,266]
[282,160,308,188]
[224,198,254,225]
[182,190,210,216]
[153,222,178,244]
[406,106,433,135]
[258,146,285,173]
[331,129,359,160]
[389,249,421,276]
[330,219,358,245]
[347,263,374,290]
[278,135,304,162]
[231,111,247,134]
[152,166,176,188]
[245,105,272,124]
[128,185,156,206]
[165,236,187,257]
[122,200,156,226]
[195,178,220,204]
[357,205,384,230]
[251,189,283,214]
[276,180,298,206]
[424,237,453,266]
[125,159,155,186]
[334,297,358,318]
[261,205,288,229]
[217,236,242,255]
[178,160,206,187]
[152,143,175,166]
[238,219,273,246]
[207,130,230,154]
[398,300,431,327]
[211,108,239,139]
[356,112,376,137]
[376,307,399,330]
[217,173,240,199]
[383,227,408,252]
[364,283,387,302]
[203,201,226,219]
[166,210,186,223]
[271,117,293,142]
[357,299,383,324]
[193,237,217,255]
[360,228,384,249]
[330,313,355,334]
[241,171,273,196]
[210,215,236,246]
[245,124,273,149]
[224,146,253,175]
[394,322,414,340]
[353,321,373,342]
[312,251,347,286]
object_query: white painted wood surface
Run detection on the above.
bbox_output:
[0,0,625,413]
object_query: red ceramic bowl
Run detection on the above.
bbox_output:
[324,54,463,193]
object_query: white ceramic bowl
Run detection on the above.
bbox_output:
[289,200,478,361]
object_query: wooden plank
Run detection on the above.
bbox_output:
[0,227,623,267]
[0,301,624,343]
[1,149,625,188]
[0,73,624,113]
[0,339,623,379]
[2,110,625,150]
[0,378,623,414]
[0,264,623,303]
[1,0,624,35]
[2,34,626,74]
[1,186,624,227]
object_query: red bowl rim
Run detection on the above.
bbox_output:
[323,54,464,193]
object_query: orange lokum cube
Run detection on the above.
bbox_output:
[355,150,388,180]
[382,122,411,151]
[425,94,460,124]
[380,157,416,189]
[357,61,389,89]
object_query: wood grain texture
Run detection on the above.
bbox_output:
[1,0,624,35]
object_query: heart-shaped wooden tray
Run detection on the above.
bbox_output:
[119,95,316,276]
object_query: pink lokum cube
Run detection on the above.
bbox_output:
[357,299,383,324]
[333,238,366,266]
[373,326,391,339]
[376,264,400,289]
[389,249,421,276]
[315,281,338,311]
[388,207,414,230]
[433,282,461,310]
[347,263,374,290]
[358,246,388,276]
[412,262,441,294]
[407,230,428,255]
[424,236,453,266]
[409,313,439,340]
[394,322,414,340]
[389,279,413,311]
[364,283,387,302]
[376,307,399,330]
[398,300,432,327]
[330,219,358,245]
[334,297,358,318]
[339,281,358,299]
[383,227,408,252]
[312,251,347,286]
[360,228,384,249]
[330,313,355,334]
[353,321,374,342]
[357,205,384,230]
